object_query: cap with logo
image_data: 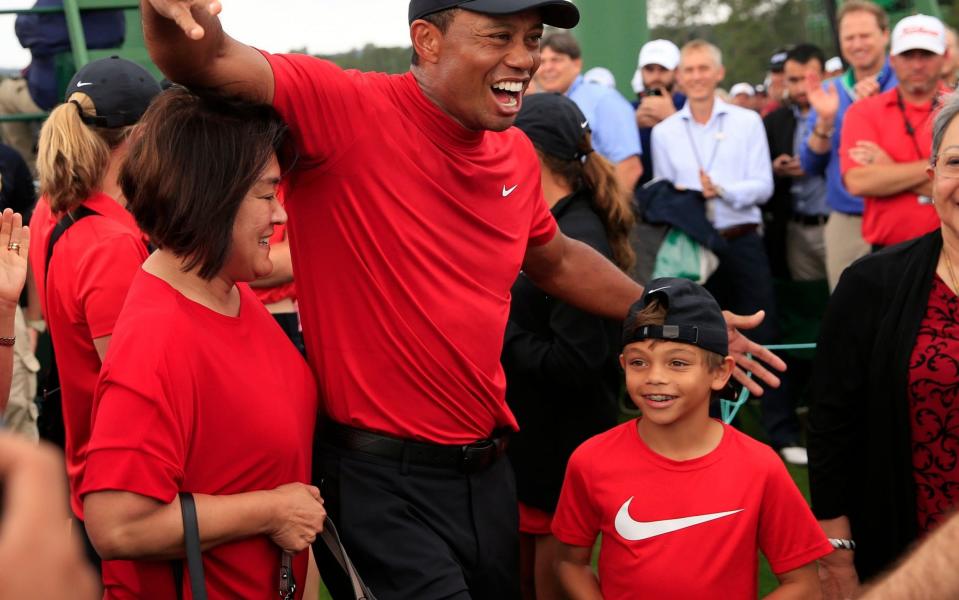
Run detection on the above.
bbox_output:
[514,92,591,162]
[729,82,755,97]
[769,48,789,73]
[408,0,579,28]
[891,14,946,56]
[621,277,728,356]
[65,56,162,128]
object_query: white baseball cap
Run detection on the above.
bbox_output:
[584,67,616,89]
[638,39,681,70]
[891,14,946,56]
[824,56,843,72]
[730,82,755,97]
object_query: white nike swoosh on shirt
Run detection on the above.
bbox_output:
[502,184,518,197]
[614,497,743,541]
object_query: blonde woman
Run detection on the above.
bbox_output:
[31,56,160,568]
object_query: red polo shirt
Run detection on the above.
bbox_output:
[840,87,940,246]
[44,192,148,517]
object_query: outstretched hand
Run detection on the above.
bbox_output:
[0,209,29,309]
[145,0,222,40]
[805,71,839,122]
[723,310,787,396]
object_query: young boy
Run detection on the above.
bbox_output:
[551,278,831,599]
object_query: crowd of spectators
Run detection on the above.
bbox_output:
[0,0,957,598]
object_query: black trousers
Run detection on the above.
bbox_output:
[707,231,799,448]
[312,437,520,600]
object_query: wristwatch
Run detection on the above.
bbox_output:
[813,127,834,139]
[828,538,856,550]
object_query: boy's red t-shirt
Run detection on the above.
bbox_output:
[80,271,317,599]
[552,420,831,599]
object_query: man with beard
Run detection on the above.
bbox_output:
[840,14,947,251]
[764,43,830,283]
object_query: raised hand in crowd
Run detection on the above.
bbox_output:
[805,70,840,123]
[772,154,805,178]
[0,434,99,600]
[636,90,676,128]
[0,209,28,310]
[847,140,892,166]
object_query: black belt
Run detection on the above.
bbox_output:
[790,213,829,226]
[719,223,758,240]
[321,421,509,474]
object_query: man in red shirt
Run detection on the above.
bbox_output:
[140,1,786,597]
[841,14,947,250]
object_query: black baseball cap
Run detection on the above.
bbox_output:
[514,93,591,161]
[769,48,790,73]
[65,56,161,128]
[622,277,728,356]
[409,0,579,28]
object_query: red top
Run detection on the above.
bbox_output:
[27,195,55,316]
[265,53,557,444]
[908,273,959,534]
[43,192,148,518]
[552,421,832,599]
[840,88,940,246]
[81,271,317,599]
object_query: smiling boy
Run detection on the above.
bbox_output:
[552,278,831,599]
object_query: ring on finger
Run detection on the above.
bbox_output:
[7,242,20,254]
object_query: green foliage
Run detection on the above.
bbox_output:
[311,43,412,75]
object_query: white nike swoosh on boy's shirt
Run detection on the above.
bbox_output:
[614,497,743,541]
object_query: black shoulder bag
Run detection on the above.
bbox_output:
[37,205,98,448]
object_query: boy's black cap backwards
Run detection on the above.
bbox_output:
[622,278,728,357]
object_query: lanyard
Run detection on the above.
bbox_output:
[896,89,937,160]
[683,114,725,173]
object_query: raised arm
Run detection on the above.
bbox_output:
[140,0,273,102]
[524,231,786,395]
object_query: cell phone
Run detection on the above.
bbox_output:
[642,88,664,98]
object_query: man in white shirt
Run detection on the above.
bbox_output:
[652,40,803,461]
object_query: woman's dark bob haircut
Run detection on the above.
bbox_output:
[121,87,293,280]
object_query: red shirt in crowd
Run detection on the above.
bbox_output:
[552,420,832,599]
[840,87,941,247]
[909,274,959,534]
[43,192,148,518]
[81,271,317,599]
[27,195,55,316]
[264,53,557,444]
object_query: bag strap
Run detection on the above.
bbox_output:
[320,517,375,600]
[279,551,296,600]
[176,493,208,600]
[44,205,98,285]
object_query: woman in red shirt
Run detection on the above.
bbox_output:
[37,58,160,558]
[81,89,325,599]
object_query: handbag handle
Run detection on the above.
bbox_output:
[320,517,376,600]
[176,492,208,600]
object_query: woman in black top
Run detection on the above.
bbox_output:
[504,93,634,600]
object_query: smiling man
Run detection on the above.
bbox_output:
[537,31,644,191]
[138,1,787,598]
